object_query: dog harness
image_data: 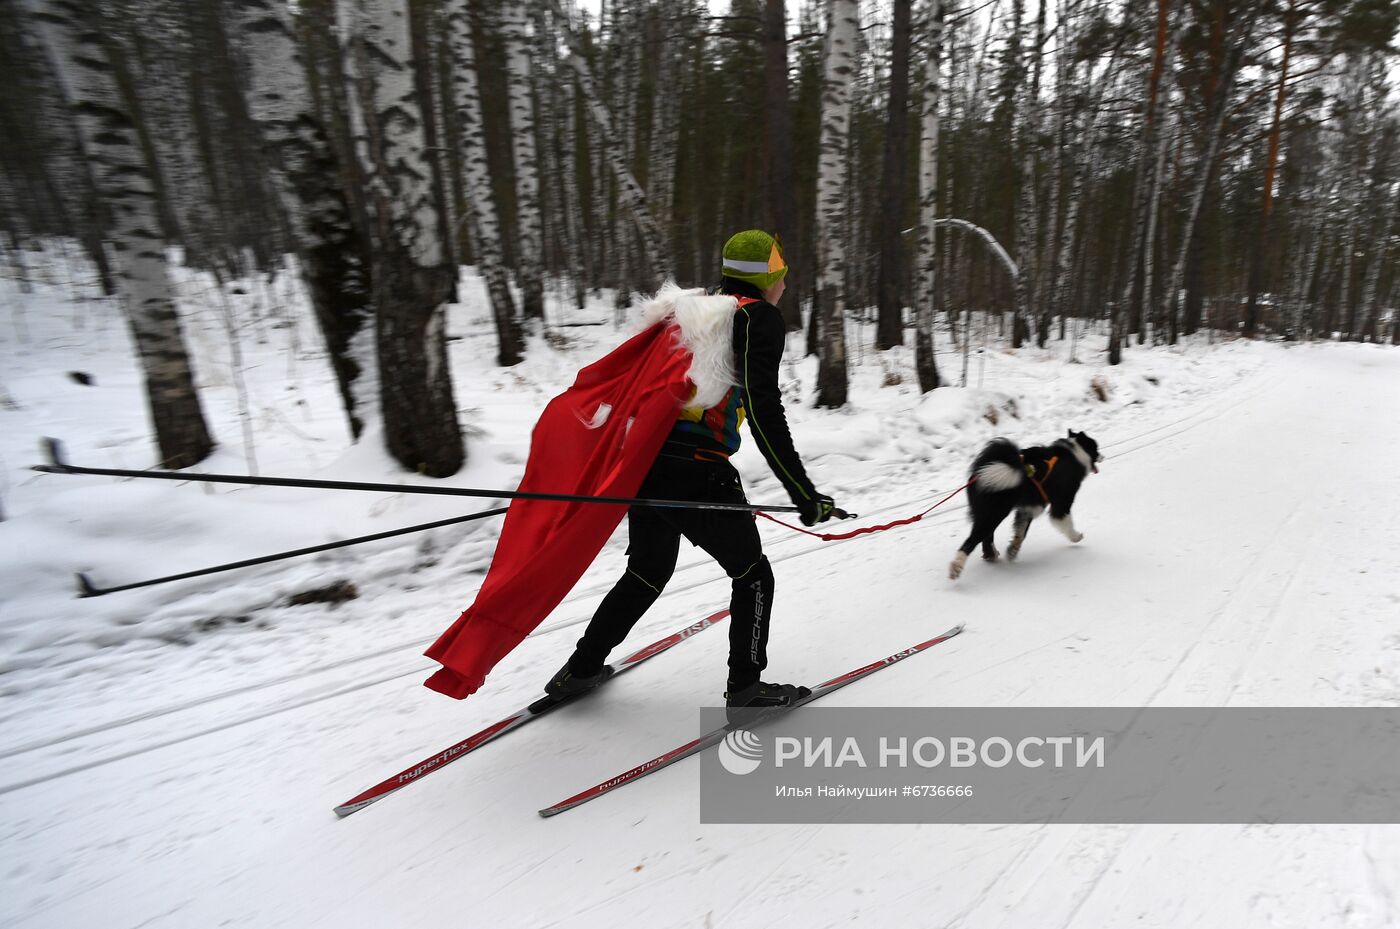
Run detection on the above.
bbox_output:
[1023,454,1058,506]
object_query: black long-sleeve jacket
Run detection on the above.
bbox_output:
[722,279,817,506]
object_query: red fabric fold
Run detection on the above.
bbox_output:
[423,322,694,699]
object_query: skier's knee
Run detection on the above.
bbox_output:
[731,555,773,591]
[626,563,672,594]
[626,543,678,592]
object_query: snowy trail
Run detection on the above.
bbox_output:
[3,342,1399,928]
[0,357,1264,792]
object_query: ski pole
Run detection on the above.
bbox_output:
[33,438,815,515]
[75,507,509,597]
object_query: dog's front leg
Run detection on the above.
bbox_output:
[1049,513,1084,543]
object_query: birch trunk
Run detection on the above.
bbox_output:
[764,0,802,330]
[1009,0,1033,348]
[913,0,943,392]
[445,0,523,365]
[35,0,213,467]
[876,0,913,350]
[560,66,587,307]
[501,0,545,319]
[551,0,669,283]
[1139,108,1176,344]
[230,0,374,437]
[814,0,858,409]
[344,0,463,476]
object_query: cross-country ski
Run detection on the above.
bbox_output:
[333,610,727,817]
[539,624,964,817]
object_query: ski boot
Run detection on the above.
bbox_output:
[542,661,615,703]
[725,680,811,725]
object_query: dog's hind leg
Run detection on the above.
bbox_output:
[950,526,982,579]
[1007,506,1041,561]
[951,505,1010,579]
[979,503,1013,562]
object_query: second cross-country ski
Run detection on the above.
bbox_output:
[538,624,965,817]
[334,609,728,817]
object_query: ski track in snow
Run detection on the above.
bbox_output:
[3,259,1400,928]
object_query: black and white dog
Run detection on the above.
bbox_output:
[949,431,1103,580]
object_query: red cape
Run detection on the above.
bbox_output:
[423,322,694,699]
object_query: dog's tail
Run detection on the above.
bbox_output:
[970,438,1024,492]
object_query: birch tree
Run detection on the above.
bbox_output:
[814,0,858,409]
[33,0,214,467]
[912,0,943,392]
[551,0,669,283]
[445,0,523,365]
[230,0,374,437]
[876,0,914,350]
[343,0,463,476]
[501,0,545,319]
[765,0,802,330]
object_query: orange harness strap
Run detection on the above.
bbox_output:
[1024,454,1058,506]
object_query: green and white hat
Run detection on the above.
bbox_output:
[721,229,788,290]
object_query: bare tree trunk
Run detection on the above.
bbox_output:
[558,65,587,308]
[501,0,545,319]
[1243,0,1295,338]
[1160,19,1252,344]
[876,0,913,350]
[649,6,679,271]
[1355,181,1399,341]
[765,0,802,330]
[912,0,943,391]
[1009,0,1033,348]
[1112,0,1174,365]
[230,0,374,438]
[1038,0,1071,348]
[446,0,523,365]
[35,0,213,467]
[814,0,858,408]
[551,0,669,283]
[344,0,464,476]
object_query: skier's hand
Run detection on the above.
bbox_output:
[798,492,837,527]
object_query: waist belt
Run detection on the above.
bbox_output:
[659,439,731,463]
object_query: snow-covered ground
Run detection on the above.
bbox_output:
[2,251,1398,928]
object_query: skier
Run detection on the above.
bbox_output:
[544,229,839,713]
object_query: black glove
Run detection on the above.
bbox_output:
[798,492,836,527]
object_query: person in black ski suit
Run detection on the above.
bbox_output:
[546,229,838,712]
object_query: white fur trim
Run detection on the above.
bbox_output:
[637,281,740,408]
[974,461,1023,492]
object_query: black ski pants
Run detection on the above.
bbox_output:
[569,450,774,690]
